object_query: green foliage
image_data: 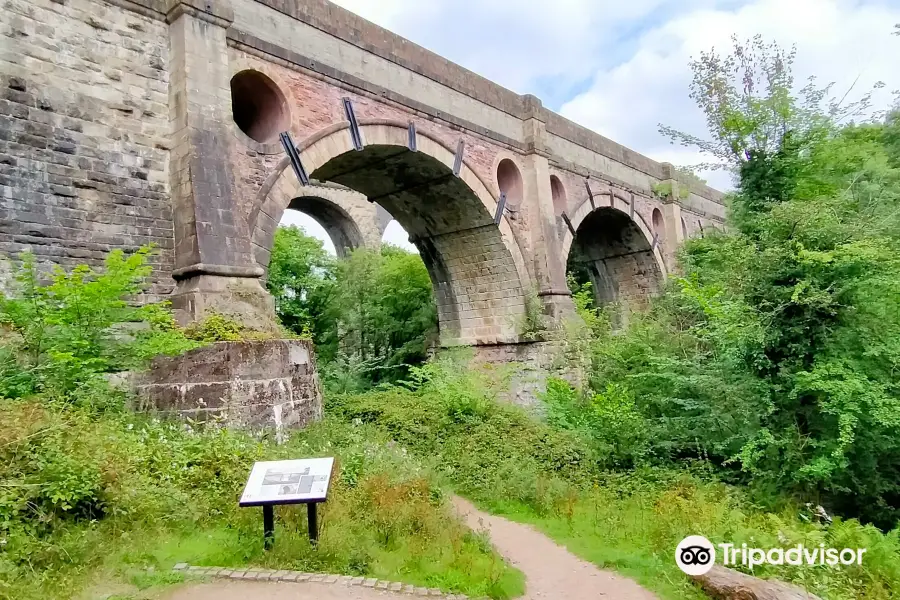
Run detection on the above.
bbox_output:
[651,181,690,200]
[182,311,281,343]
[328,361,900,599]
[267,226,438,389]
[543,378,650,469]
[0,248,199,401]
[658,34,878,175]
[323,245,437,378]
[617,33,900,526]
[518,287,549,341]
[0,399,523,600]
[329,356,597,505]
[266,225,335,335]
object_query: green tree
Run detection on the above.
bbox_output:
[631,34,900,525]
[266,227,438,390]
[0,247,198,401]
[318,245,438,387]
[266,225,336,337]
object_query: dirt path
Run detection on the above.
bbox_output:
[161,496,658,600]
[451,496,658,599]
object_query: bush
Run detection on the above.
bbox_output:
[0,248,198,402]
[543,378,650,468]
[0,400,522,600]
[329,356,599,509]
[328,360,900,600]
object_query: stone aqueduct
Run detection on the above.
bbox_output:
[0,0,727,354]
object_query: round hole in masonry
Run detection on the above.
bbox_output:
[652,207,665,238]
[550,174,566,214]
[497,158,523,208]
[230,70,290,144]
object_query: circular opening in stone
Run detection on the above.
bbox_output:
[550,175,566,214]
[497,158,523,207]
[652,208,664,239]
[230,70,290,144]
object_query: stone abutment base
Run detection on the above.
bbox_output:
[132,339,323,437]
[442,339,578,408]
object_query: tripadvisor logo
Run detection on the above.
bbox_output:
[675,535,867,575]
[676,536,716,575]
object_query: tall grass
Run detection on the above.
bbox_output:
[331,357,900,600]
[0,399,523,600]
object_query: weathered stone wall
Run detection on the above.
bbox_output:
[133,339,323,433]
[0,0,174,296]
[0,0,728,346]
[463,340,578,408]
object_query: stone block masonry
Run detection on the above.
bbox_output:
[133,339,323,434]
[0,0,727,352]
[0,0,174,297]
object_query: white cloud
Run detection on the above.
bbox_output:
[560,0,900,187]
[330,0,707,105]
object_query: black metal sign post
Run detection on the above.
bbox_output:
[239,458,334,550]
[307,503,318,544]
[263,504,275,549]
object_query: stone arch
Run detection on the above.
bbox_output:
[251,120,532,346]
[561,194,666,319]
[252,178,382,268]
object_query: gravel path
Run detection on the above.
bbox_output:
[451,496,658,600]
[162,496,658,600]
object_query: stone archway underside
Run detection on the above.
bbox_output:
[255,122,531,347]
[251,180,382,270]
[286,195,363,258]
[566,207,663,314]
[313,145,524,346]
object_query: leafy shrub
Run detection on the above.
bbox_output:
[0,248,198,402]
[327,360,900,599]
[183,312,251,343]
[329,356,599,508]
[267,227,438,389]
[543,378,650,468]
[0,399,523,600]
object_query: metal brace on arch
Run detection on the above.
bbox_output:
[279,132,309,187]
[342,97,363,151]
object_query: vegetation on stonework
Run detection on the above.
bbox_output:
[267,226,438,390]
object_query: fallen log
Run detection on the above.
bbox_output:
[693,565,822,600]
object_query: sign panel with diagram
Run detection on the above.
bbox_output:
[239,457,334,506]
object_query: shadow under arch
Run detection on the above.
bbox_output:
[285,195,363,258]
[251,120,532,347]
[560,194,666,323]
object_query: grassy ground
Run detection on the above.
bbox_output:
[7,358,900,600]
[329,360,900,600]
[0,400,523,600]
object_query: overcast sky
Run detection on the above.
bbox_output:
[281,0,900,253]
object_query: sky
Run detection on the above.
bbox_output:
[281,0,900,254]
